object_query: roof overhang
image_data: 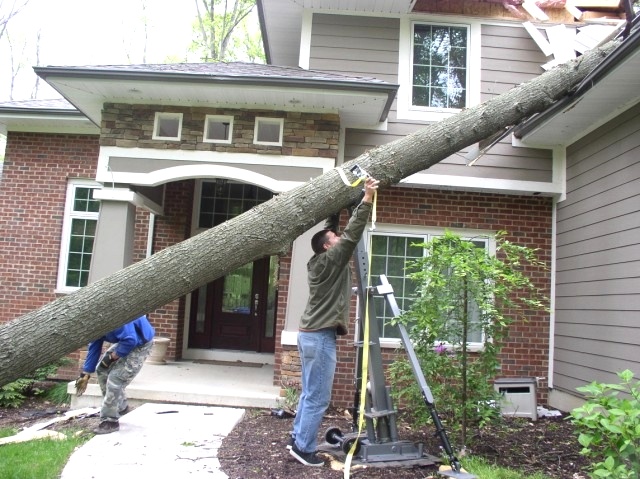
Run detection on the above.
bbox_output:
[33,65,398,131]
[515,25,640,148]
[0,100,97,135]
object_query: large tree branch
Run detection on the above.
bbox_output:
[0,40,617,386]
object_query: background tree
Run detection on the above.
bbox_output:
[191,0,262,62]
[0,40,618,387]
[0,0,29,99]
[0,0,28,41]
[389,231,548,446]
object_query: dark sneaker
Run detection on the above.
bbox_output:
[290,444,324,467]
[286,436,294,450]
[93,421,119,435]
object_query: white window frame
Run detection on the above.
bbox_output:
[203,115,234,144]
[397,16,481,122]
[364,224,494,351]
[56,179,101,293]
[254,117,284,146]
[152,112,183,141]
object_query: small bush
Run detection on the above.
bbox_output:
[570,369,640,479]
[44,382,71,405]
[0,360,70,408]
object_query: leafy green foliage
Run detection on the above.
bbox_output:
[389,230,549,445]
[462,456,554,479]
[0,361,69,408]
[570,370,640,479]
[276,378,299,412]
[43,382,71,405]
[190,0,264,62]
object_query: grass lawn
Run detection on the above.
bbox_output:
[0,427,91,479]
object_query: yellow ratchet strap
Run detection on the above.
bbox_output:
[344,208,376,479]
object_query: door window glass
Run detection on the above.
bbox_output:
[265,256,278,338]
[198,181,273,229]
[222,262,253,314]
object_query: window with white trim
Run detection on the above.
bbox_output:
[398,18,478,122]
[368,228,490,346]
[57,180,101,291]
[412,23,468,109]
[153,112,183,140]
[254,117,284,146]
[204,115,233,143]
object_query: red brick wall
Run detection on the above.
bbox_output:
[0,133,100,323]
[275,187,553,407]
[0,132,183,377]
[145,180,194,358]
[0,133,98,378]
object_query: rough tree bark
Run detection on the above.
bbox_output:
[0,40,617,386]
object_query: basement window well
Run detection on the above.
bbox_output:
[153,112,183,141]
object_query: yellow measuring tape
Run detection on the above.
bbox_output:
[336,165,376,479]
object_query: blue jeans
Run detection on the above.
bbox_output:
[292,329,337,453]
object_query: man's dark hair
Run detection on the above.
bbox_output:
[311,229,332,254]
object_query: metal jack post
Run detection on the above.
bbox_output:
[376,274,476,479]
[322,234,476,478]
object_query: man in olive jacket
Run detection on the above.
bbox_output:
[289,176,379,467]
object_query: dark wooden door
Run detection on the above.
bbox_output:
[188,257,276,352]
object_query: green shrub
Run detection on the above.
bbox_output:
[570,369,640,479]
[389,231,548,445]
[0,360,70,408]
[44,382,71,405]
[0,378,35,408]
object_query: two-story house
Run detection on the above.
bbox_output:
[0,0,633,410]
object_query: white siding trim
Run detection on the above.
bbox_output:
[96,146,335,189]
[400,172,563,196]
[299,9,313,69]
[548,198,558,390]
[552,147,567,202]
[93,187,164,215]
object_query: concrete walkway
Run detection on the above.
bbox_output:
[61,402,245,479]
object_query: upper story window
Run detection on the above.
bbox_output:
[412,24,468,109]
[204,115,233,143]
[254,117,284,146]
[153,112,183,140]
[398,18,479,122]
[57,179,101,292]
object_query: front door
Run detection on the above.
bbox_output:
[188,256,277,352]
[187,180,276,352]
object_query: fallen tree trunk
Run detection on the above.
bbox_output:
[0,40,617,386]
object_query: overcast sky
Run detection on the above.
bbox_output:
[0,0,200,101]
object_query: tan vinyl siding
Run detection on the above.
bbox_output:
[309,13,552,184]
[309,14,399,82]
[554,102,640,395]
[481,24,549,100]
